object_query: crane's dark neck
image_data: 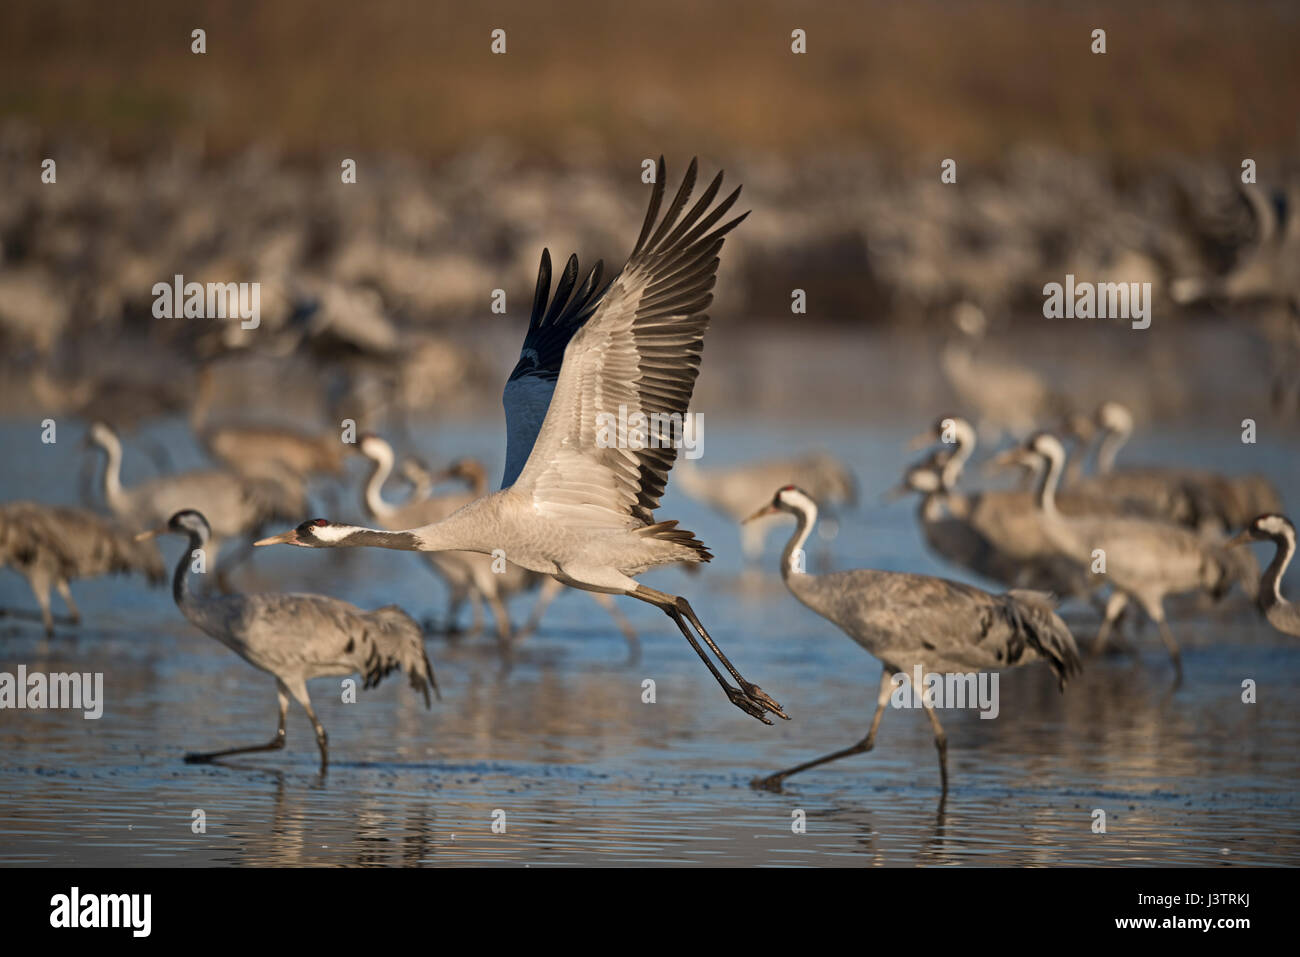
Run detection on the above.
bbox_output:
[173,531,208,608]
[1033,451,1063,518]
[308,524,448,552]
[1260,529,1296,612]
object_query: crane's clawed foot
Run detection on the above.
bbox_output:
[183,751,216,764]
[750,772,788,792]
[726,685,774,724]
[741,682,789,721]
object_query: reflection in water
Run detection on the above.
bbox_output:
[0,421,1298,865]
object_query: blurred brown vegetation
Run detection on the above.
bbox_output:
[2,0,1296,162]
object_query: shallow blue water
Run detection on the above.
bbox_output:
[1,417,1298,866]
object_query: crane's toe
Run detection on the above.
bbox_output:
[726,686,774,724]
[742,682,789,721]
[751,773,786,792]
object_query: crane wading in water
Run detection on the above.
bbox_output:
[256,157,787,725]
[746,486,1080,795]
[142,510,438,771]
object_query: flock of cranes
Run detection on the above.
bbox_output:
[2,157,1297,799]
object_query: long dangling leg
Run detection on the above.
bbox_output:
[673,593,784,717]
[632,584,786,723]
[185,682,289,763]
[753,670,895,791]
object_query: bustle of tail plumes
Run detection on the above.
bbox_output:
[639,520,713,563]
[1004,589,1083,689]
[360,605,440,707]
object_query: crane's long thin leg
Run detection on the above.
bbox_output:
[923,698,950,797]
[185,683,289,764]
[55,580,81,625]
[282,678,329,771]
[486,592,514,658]
[517,576,563,640]
[1092,591,1128,656]
[632,585,785,723]
[26,570,55,636]
[591,592,641,665]
[1153,616,1183,688]
[674,594,786,719]
[753,670,895,791]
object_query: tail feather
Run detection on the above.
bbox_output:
[1005,589,1082,689]
[360,605,440,707]
[639,519,712,563]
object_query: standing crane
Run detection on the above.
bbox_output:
[0,501,164,635]
[1001,432,1253,680]
[745,485,1080,795]
[85,420,304,589]
[256,157,786,723]
[138,510,437,771]
[1229,513,1300,637]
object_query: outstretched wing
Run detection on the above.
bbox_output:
[501,248,608,488]
[513,157,747,529]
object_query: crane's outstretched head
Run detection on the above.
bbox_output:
[254,518,338,547]
[136,509,211,544]
[1228,513,1296,547]
[744,485,818,524]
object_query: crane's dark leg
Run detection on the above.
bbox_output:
[923,698,949,797]
[185,683,288,763]
[675,594,786,719]
[633,585,786,723]
[282,678,329,771]
[753,670,894,791]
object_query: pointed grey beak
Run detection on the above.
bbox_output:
[254,529,298,546]
[742,503,779,524]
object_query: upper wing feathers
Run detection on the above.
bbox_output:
[513,157,747,528]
